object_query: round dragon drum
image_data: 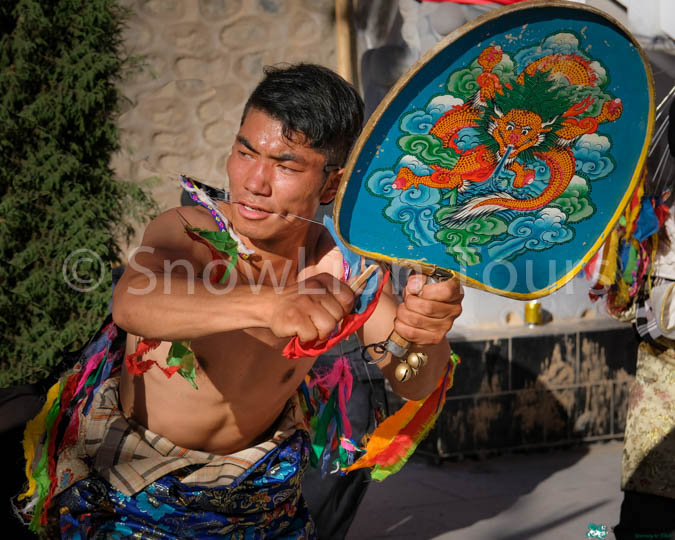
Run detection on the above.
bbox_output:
[334,0,654,299]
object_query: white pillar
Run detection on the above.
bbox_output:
[627,0,662,38]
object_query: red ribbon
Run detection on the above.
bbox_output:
[125,339,181,378]
[283,271,390,359]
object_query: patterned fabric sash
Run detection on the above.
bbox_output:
[54,432,315,538]
[48,376,314,538]
[54,376,308,498]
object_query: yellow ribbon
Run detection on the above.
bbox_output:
[18,381,61,501]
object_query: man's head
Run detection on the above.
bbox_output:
[241,63,364,169]
[226,64,364,251]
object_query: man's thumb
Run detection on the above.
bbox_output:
[406,273,425,296]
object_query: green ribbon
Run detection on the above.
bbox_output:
[29,381,64,531]
[187,227,239,284]
[310,392,338,467]
[167,341,198,390]
[622,243,638,283]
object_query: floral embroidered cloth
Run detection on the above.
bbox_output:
[17,320,315,538]
[622,341,675,499]
[51,376,314,538]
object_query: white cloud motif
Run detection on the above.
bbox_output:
[543,33,580,54]
[573,134,615,180]
[400,94,464,135]
[398,155,434,176]
[589,61,607,86]
[427,95,464,114]
[568,175,589,189]
[577,133,610,152]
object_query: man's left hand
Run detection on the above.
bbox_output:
[393,274,463,346]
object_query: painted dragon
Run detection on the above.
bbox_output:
[392,45,623,221]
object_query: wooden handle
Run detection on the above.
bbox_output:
[349,263,378,292]
[385,329,412,357]
[335,0,354,84]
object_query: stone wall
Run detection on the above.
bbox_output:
[112,0,338,250]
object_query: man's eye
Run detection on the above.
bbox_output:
[279,164,300,173]
[238,150,253,159]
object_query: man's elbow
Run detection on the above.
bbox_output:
[111,285,133,332]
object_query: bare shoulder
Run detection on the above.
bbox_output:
[142,206,221,247]
[302,223,344,280]
[127,205,223,274]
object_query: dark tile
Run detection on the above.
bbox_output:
[447,339,509,396]
[511,334,576,390]
[572,384,613,438]
[579,328,639,383]
[469,394,516,451]
[613,380,634,435]
[432,397,475,456]
[545,389,575,443]
[429,394,517,456]
[511,389,545,446]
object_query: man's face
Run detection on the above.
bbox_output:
[226,108,338,245]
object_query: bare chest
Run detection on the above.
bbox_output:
[120,331,313,453]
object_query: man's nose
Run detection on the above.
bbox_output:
[244,161,272,196]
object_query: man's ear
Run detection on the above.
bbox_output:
[319,168,344,204]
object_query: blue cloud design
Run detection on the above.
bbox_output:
[366,156,440,246]
[487,207,573,261]
[400,95,464,135]
[453,127,481,151]
[572,134,615,180]
[400,109,441,135]
[513,33,585,71]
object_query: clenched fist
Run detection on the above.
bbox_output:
[269,273,355,343]
[393,274,463,346]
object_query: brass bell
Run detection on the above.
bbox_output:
[406,351,428,369]
[394,362,414,382]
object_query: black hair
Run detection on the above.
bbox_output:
[242,63,364,168]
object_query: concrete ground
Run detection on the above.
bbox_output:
[348,441,624,540]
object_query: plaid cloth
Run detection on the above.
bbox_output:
[53,376,308,499]
[43,376,315,538]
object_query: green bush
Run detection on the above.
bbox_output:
[0,0,154,387]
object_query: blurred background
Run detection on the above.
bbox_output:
[1,0,673,537]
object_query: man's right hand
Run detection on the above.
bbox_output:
[269,273,355,343]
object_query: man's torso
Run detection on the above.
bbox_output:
[119,204,343,455]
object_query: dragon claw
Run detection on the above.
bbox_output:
[392,177,407,190]
[604,98,622,121]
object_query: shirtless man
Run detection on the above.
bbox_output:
[22,64,463,537]
[114,64,462,457]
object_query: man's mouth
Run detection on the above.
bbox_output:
[236,201,273,219]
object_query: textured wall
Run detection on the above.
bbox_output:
[421,325,639,458]
[112,0,337,234]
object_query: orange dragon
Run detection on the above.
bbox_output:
[392,45,622,220]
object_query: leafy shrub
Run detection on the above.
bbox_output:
[0,0,153,386]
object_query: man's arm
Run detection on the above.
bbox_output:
[112,207,355,343]
[359,272,463,401]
